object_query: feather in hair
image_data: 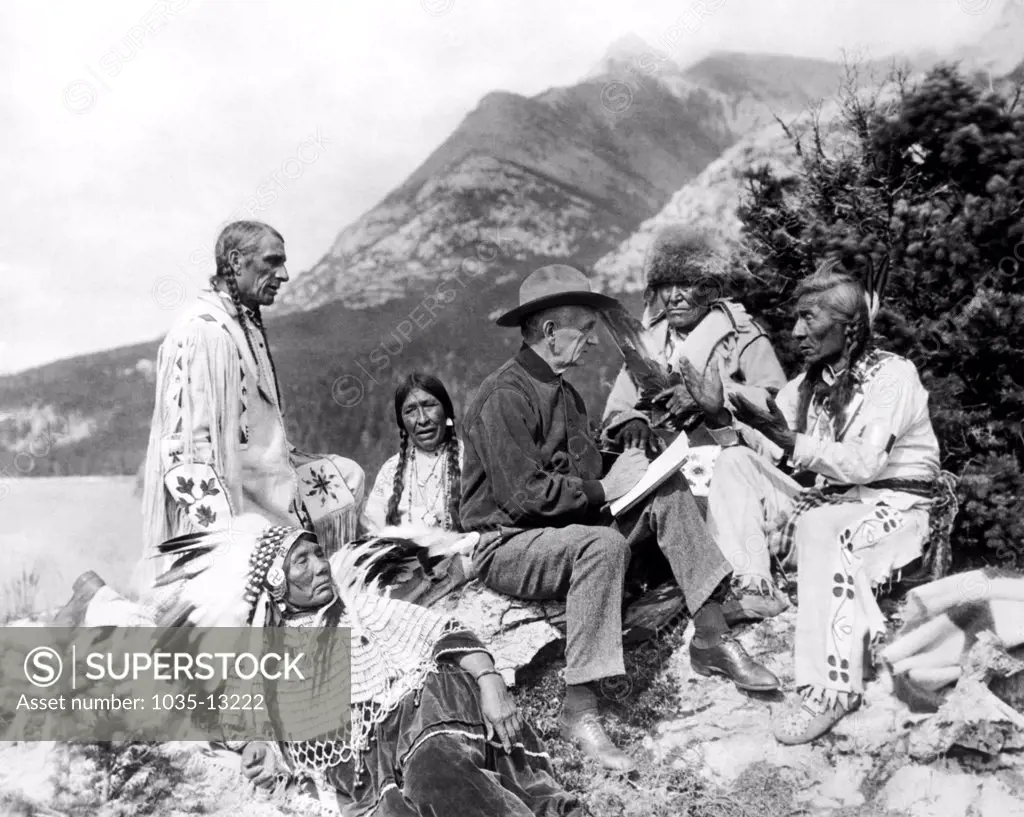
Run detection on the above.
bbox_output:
[148,516,284,687]
[156,531,213,554]
[329,535,406,599]
[864,254,890,326]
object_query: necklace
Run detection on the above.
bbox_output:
[408,445,450,528]
[411,446,444,487]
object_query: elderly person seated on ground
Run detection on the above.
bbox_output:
[460,264,780,772]
[602,225,788,625]
[362,373,463,533]
[53,516,585,817]
[705,259,941,745]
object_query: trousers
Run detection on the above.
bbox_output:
[473,473,731,685]
[708,447,928,698]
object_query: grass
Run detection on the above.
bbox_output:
[0,481,965,816]
[0,616,805,817]
[512,620,804,817]
[0,565,42,625]
[51,743,189,817]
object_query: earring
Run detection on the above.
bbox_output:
[445,418,454,427]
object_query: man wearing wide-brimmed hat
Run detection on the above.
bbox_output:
[602,225,789,624]
[460,264,780,771]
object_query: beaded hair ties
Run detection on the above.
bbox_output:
[243,525,295,622]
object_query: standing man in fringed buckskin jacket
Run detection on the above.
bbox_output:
[460,264,780,774]
[132,221,365,594]
[708,260,941,745]
[602,225,789,624]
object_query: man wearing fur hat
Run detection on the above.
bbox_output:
[602,225,788,624]
[461,264,780,772]
[132,220,365,595]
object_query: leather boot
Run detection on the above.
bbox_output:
[52,571,106,628]
[690,635,781,692]
[559,709,636,773]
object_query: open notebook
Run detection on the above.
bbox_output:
[607,432,691,517]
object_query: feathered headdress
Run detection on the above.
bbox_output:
[149,518,484,767]
[151,515,478,631]
[332,525,479,592]
[151,514,304,632]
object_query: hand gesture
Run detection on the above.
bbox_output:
[614,419,652,452]
[728,392,794,451]
[241,741,278,789]
[599,448,648,501]
[477,674,523,753]
[653,384,697,417]
[677,358,725,417]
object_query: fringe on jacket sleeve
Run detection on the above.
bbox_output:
[135,316,243,595]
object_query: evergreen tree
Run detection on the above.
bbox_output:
[738,62,1024,566]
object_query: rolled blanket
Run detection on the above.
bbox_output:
[881,567,1024,701]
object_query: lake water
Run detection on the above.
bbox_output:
[0,476,142,620]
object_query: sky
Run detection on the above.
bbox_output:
[0,0,1005,375]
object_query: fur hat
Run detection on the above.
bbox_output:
[643,225,726,289]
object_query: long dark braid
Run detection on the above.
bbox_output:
[214,221,285,407]
[444,428,463,533]
[222,272,284,408]
[386,373,461,530]
[385,431,411,527]
[793,261,874,435]
[243,292,283,407]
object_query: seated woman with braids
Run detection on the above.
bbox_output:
[354,374,478,600]
[362,373,464,533]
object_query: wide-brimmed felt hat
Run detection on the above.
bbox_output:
[495,264,621,327]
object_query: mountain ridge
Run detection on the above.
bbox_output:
[274,43,859,317]
[7,13,1022,477]
[274,65,746,314]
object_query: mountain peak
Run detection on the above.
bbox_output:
[604,33,659,62]
[585,32,669,80]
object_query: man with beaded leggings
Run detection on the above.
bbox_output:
[129,221,365,595]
